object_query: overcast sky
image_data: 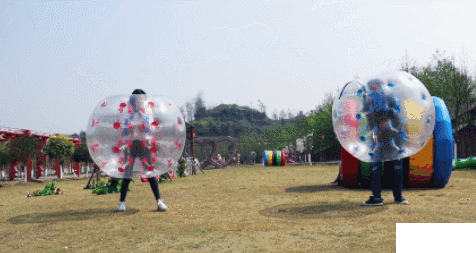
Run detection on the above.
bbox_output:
[1,0,475,135]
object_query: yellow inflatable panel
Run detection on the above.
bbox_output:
[408,135,434,186]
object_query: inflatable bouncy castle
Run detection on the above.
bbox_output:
[340,96,453,189]
[263,150,287,166]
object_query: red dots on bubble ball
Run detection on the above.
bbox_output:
[113,146,121,153]
[128,106,134,113]
[113,122,122,129]
[118,156,124,164]
[150,146,158,153]
[152,155,157,163]
[128,142,133,148]
[128,158,134,165]
[119,103,127,113]
[148,102,155,109]
[92,143,99,152]
[118,167,125,173]
[101,162,107,168]
[141,140,147,147]
[147,165,154,171]
[117,139,126,146]
[177,120,182,127]
[152,120,159,128]
[141,158,148,164]
[151,138,157,146]
[167,158,173,168]
[101,102,107,107]
[174,141,182,150]
[140,108,145,113]
[127,123,133,129]
[141,122,147,130]
[92,120,99,126]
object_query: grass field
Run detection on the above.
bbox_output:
[1,164,475,252]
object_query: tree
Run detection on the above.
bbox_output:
[43,135,75,162]
[279,109,287,120]
[194,91,207,121]
[307,92,337,154]
[185,101,194,122]
[9,135,41,165]
[179,106,187,122]
[272,109,278,120]
[72,143,93,164]
[0,141,11,171]
[258,99,267,114]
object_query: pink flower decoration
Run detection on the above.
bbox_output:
[151,138,157,146]
[140,108,145,113]
[167,158,173,168]
[119,103,127,113]
[101,102,108,107]
[91,119,99,126]
[101,162,107,168]
[128,106,134,113]
[92,143,99,152]
[148,102,155,109]
[141,122,147,130]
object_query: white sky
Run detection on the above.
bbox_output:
[1,0,475,135]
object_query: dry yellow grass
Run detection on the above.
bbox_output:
[1,165,475,252]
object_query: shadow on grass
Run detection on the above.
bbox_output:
[7,208,140,224]
[285,184,451,193]
[260,201,388,219]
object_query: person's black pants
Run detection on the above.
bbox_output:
[120,177,161,202]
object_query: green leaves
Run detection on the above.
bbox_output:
[43,135,75,161]
[9,135,41,164]
[0,141,11,166]
[33,181,57,196]
[72,143,93,163]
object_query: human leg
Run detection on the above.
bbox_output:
[147,176,161,200]
[362,161,383,206]
[392,159,408,204]
[117,178,132,211]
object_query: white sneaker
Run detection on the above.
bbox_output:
[117,201,126,212]
[157,200,168,212]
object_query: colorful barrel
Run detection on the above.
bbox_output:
[340,146,360,188]
[263,150,268,166]
[276,151,282,166]
[267,151,273,166]
[408,136,434,187]
[432,97,453,188]
[281,150,287,166]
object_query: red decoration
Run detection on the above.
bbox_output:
[152,155,157,163]
[128,106,134,113]
[92,119,99,126]
[140,108,145,113]
[118,167,125,173]
[147,165,154,171]
[174,141,182,150]
[113,146,121,153]
[113,122,122,129]
[101,102,107,107]
[101,161,107,168]
[177,120,182,126]
[141,122,147,130]
[141,158,148,164]
[141,140,147,147]
[152,120,159,127]
[128,158,134,165]
[118,156,124,164]
[151,138,157,146]
[150,146,158,153]
[92,143,99,152]
[148,102,155,109]
[128,141,133,148]
[167,158,173,168]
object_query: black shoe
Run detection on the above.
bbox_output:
[394,197,408,205]
[361,196,383,206]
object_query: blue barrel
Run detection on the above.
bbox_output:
[432,97,454,188]
[263,150,268,166]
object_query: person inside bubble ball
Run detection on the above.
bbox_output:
[117,89,168,212]
[359,79,408,206]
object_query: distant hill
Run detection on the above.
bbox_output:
[189,104,303,138]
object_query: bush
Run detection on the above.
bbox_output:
[177,158,187,177]
[92,178,135,195]
[33,181,57,196]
